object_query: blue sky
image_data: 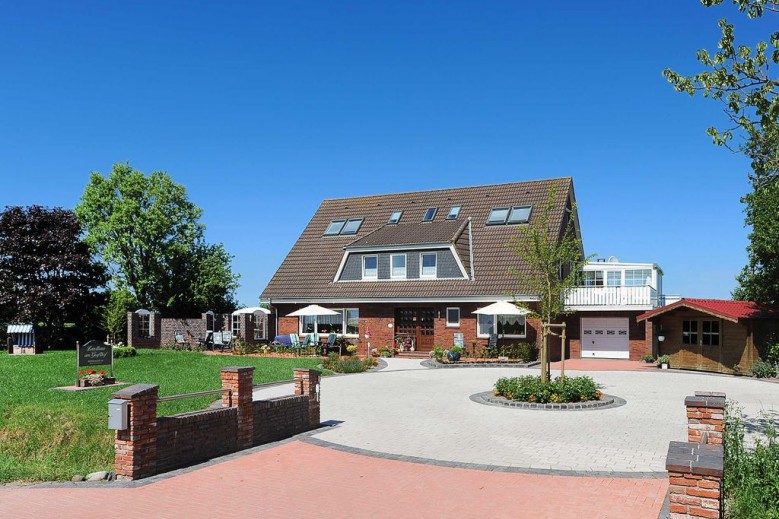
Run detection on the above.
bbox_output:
[0,1,771,306]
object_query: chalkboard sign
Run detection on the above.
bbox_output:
[453,333,464,348]
[78,340,112,367]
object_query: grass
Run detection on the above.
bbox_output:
[0,349,321,483]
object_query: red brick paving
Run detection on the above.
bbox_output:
[0,441,667,519]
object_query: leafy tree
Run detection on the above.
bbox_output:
[508,183,591,382]
[0,206,107,348]
[664,1,779,303]
[75,163,238,316]
[102,288,136,344]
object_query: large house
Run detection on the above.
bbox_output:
[262,178,578,356]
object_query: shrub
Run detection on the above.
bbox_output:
[346,345,358,354]
[233,341,263,355]
[766,341,779,365]
[113,346,137,358]
[750,358,776,378]
[641,354,655,363]
[657,355,671,367]
[494,375,600,404]
[430,345,445,362]
[724,402,779,518]
[322,352,374,373]
[514,342,538,361]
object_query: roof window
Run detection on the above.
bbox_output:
[487,205,533,226]
[487,208,510,225]
[388,211,403,224]
[340,218,364,235]
[423,208,437,222]
[324,220,346,235]
[507,206,532,224]
[446,206,461,220]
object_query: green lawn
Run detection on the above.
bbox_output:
[0,350,321,483]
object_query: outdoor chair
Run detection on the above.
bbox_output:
[484,334,498,358]
[174,330,190,348]
[213,331,233,353]
[198,331,214,350]
[290,333,303,355]
[323,333,337,355]
[301,333,318,355]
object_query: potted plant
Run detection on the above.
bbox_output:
[447,345,463,362]
[657,355,670,370]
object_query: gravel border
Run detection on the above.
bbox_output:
[470,391,627,411]
[421,359,540,369]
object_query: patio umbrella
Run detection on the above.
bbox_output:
[232,306,271,315]
[472,301,530,316]
[286,304,340,317]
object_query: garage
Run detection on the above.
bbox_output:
[581,317,629,359]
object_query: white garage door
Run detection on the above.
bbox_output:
[581,318,629,359]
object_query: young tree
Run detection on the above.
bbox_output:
[507,183,591,382]
[102,289,136,344]
[663,1,779,303]
[0,206,107,348]
[75,163,239,316]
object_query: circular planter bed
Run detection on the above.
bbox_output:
[470,391,626,411]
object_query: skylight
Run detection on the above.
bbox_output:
[340,218,364,235]
[446,206,461,220]
[324,220,346,235]
[507,206,532,224]
[423,208,437,221]
[486,208,509,225]
[388,211,402,224]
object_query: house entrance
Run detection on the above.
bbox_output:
[395,308,435,352]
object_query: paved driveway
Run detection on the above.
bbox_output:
[256,359,779,474]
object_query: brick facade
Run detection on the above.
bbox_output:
[113,366,321,480]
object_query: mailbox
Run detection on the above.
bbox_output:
[108,399,128,430]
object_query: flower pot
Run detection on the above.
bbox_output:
[661,363,668,370]
[447,352,461,362]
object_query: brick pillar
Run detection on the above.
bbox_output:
[645,320,655,357]
[666,441,724,518]
[113,384,159,480]
[685,392,726,445]
[221,367,255,450]
[294,368,321,429]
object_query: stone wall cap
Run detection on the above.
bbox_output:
[293,368,322,374]
[684,395,726,409]
[694,391,727,398]
[665,441,723,477]
[221,366,256,373]
[112,384,159,399]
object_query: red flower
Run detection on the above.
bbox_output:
[79,370,84,375]
[99,370,105,375]
[88,369,95,374]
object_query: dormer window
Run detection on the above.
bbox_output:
[420,252,437,278]
[446,206,461,220]
[341,218,363,235]
[388,211,403,224]
[423,208,437,222]
[363,255,378,279]
[324,220,346,235]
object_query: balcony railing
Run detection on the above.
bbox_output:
[565,285,658,308]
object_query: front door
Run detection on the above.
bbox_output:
[395,308,435,352]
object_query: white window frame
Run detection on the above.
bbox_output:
[420,252,437,278]
[363,255,378,280]
[298,308,360,338]
[477,314,527,338]
[446,307,460,327]
[138,313,151,338]
[607,271,621,286]
[390,253,407,279]
[231,314,241,337]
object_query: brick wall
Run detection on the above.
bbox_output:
[127,311,269,348]
[113,367,321,480]
[127,312,162,349]
[160,317,207,346]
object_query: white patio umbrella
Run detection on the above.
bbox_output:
[232,306,271,315]
[286,304,340,317]
[472,301,530,316]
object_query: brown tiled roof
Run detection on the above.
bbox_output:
[346,220,467,248]
[261,177,575,301]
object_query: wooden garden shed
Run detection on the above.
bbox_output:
[637,299,779,374]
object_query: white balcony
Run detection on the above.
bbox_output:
[565,285,658,310]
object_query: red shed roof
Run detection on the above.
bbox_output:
[637,298,779,323]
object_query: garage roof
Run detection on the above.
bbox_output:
[637,299,779,323]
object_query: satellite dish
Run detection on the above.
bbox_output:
[607,256,619,263]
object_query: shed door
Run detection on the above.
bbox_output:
[581,318,629,359]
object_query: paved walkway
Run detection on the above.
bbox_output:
[0,441,668,519]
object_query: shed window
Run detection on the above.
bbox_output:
[423,208,437,221]
[388,211,403,224]
[446,206,461,220]
[702,321,720,346]
[682,320,698,345]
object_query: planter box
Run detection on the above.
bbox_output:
[77,377,116,387]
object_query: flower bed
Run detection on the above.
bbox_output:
[77,369,116,387]
[494,375,601,404]
[322,353,377,373]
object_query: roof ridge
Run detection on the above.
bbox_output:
[319,177,572,202]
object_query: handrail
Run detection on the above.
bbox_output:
[158,388,231,403]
